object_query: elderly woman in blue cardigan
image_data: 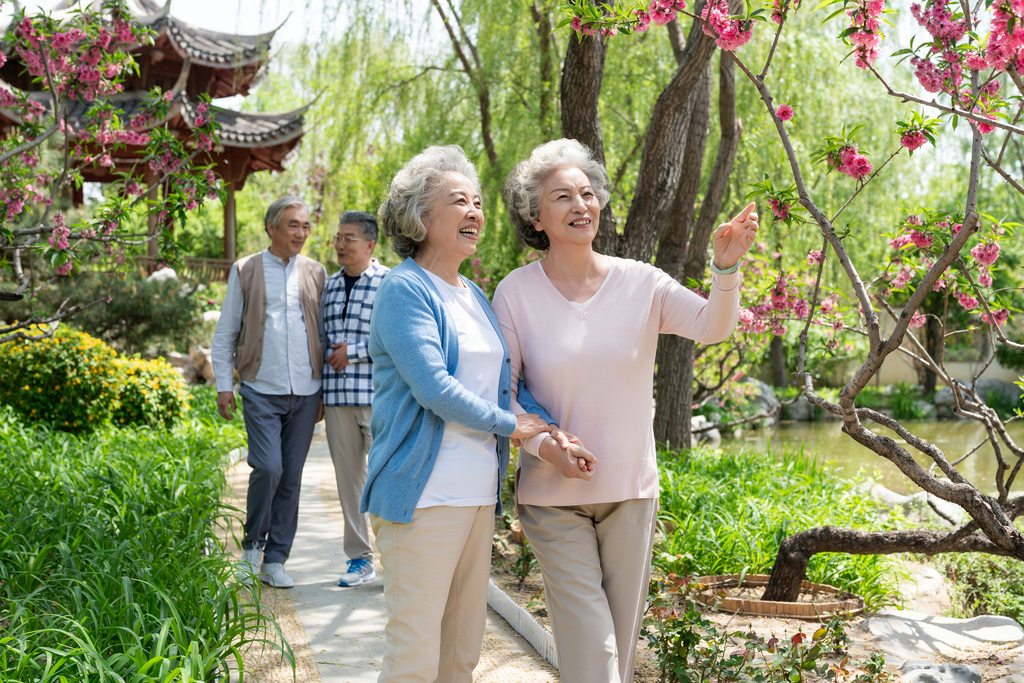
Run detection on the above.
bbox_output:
[361,145,556,683]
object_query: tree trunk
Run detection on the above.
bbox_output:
[762,524,1022,602]
[771,336,787,387]
[923,315,942,395]
[652,68,712,448]
[653,54,742,449]
[560,32,618,254]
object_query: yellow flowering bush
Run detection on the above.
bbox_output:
[112,357,191,429]
[0,326,118,432]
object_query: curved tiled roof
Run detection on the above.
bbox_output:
[179,94,308,149]
[161,17,278,69]
[47,1,280,70]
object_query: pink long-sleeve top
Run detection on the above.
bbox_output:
[491,256,740,507]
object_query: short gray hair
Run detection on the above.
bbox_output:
[338,210,379,242]
[503,139,610,251]
[264,196,311,236]
[378,145,480,259]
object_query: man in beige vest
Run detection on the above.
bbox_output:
[211,196,326,588]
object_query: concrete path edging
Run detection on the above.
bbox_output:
[487,580,558,668]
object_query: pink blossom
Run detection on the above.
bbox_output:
[830,144,873,179]
[909,230,933,248]
[793,299,810,318]
[910,311,927,328]
[768,198,790,220]
[776,104,794,121]
[957,291,980,310]
[701,0,753,51]
[55,262,73,276]
[901,130,928,151]
[907,214,923,226]
[48,212,70,251]
[979,268,994,287]
[892,266,914,289]
[820,296,838,314]
[807,250,825,265]
[971,241,1000,266]
[197,102,210,114]
[981,308,1010,326]
[889,233,912,250]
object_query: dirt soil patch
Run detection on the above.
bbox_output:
[491,534,1024,682]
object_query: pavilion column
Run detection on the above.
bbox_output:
[223,182,237,263]
[145,168,159,269]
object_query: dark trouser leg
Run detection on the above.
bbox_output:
[239,385,287,552]
[262,390,321,564]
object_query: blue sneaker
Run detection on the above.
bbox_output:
[337,558,376,587]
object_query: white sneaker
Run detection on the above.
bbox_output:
[259,562,294,588]
[337,558,376,587]
[237,547,262,585]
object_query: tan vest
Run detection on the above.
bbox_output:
[234,251,325,383]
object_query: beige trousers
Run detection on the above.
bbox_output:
[325,405,374,561]
[520,498,657,683]
[371,505,495,683]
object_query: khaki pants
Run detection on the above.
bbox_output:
[520,498,657,683]
[371,505,495,683]
[325,405,374,561]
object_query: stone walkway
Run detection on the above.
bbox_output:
[227,437,558,682]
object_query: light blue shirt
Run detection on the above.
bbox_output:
[212,249,323,397]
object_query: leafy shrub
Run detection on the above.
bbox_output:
[890,382,924,420]
[3,271,201,354]
[938,553,1024,626]
[112,356,191,428]
[656,446,906,610]
[0,326,118,431]
[995,344,1024,374]
[0,391,274,680]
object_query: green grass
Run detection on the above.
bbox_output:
[655,446,907,610]
[0,387,286,682]
[937,552,1024,626]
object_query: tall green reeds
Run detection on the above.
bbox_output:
[656,447,906,610]
[0,388,288,682]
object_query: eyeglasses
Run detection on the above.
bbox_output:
[335,235,366,245]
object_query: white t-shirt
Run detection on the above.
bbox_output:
[417,271,504,508]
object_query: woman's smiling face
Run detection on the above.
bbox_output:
[422,172,484,261]
[534,166,602,250]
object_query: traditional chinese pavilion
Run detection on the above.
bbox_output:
[0,0,310,276]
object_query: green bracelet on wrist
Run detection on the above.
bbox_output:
[709,259,740,275]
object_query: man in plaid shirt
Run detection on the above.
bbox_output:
[319,211,390,587]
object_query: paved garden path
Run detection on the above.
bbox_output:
[243,436,559,682]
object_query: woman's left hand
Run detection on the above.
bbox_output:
[711,202,759,271]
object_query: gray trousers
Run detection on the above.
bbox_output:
[239,384,321,565]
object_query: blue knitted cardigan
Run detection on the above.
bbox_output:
[360,257,552,523]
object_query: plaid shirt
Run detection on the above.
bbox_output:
[319,259,390,406]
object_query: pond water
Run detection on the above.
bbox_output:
[716,419,1024,496]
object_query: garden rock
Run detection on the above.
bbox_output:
[915,400,937,419]
[993,674,1024,683]
[934,380,1022,417]
[782,395,813,421]
[741,378,780,425]
[147,266,178,283]
[862,610,1024,662]
[690,415,721,446]
[899,661,982,683]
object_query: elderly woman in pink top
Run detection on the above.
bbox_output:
[491,138,758,683]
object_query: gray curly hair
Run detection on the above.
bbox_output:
[378,145,481,259]
[502,139,610,251]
